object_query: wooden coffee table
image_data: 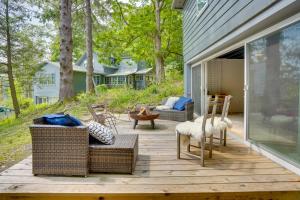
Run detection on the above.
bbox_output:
[129,111,160,129]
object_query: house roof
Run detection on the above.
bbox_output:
[135,68,152,75]
[106,57,152,77]
[45,54,152,77]
[75,53,118,75]
[172,0,186,9]
[107,57,137,77]
[46,62,88,73]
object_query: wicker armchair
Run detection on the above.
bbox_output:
[29,117,89,177]
[154,99,194,122]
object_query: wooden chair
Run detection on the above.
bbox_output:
[217,95,232,146]
[176,96,218,167]
[88,104,118,134]
[194,95,232,146]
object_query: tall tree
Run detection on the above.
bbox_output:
[153,0,165,83]
[4,0,20,117]
[59,0,74,101]
[85,0,94,93]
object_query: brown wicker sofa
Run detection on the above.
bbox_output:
[30,117,138,177]
[153,98,194,122]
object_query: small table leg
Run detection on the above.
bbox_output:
[133,119,138,129]
[151,120,155,129]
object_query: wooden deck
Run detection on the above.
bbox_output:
[1,116,300,200]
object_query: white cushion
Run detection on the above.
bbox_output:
[87,121,114,144]
[156,105,171,110]
[164,97,180,108]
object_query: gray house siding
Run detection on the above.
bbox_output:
[183,0,275,62]
[181,0,300,98]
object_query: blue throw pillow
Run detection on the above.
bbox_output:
[43,114,82,126]
[173,96,192,111]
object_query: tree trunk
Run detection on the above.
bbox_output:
[59,0,74,101]
[5,0,20,118]
[154,0,165,84]
[85,0,94,93]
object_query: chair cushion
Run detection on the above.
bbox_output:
[156,105,171,110]
[176,121,216,142]
[173,97,192,111]
[164,97,180,108]
[43,114,82,126]
[87,121,114,145]
[195,116,233,129]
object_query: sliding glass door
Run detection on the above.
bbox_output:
[247,20,300,167]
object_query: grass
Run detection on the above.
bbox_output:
[0,72,183,169]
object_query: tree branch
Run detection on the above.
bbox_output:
[114,0,129,26]
[167,51,183,57]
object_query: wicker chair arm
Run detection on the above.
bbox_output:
[185,101,194,111]
[185,101,194,121]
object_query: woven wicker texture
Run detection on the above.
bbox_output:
[89,134,138,174]
[154,101,194,122]
[30,117,89,177]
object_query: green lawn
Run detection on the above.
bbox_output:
[0,75,183,170]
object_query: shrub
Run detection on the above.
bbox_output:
[96,84,108,94]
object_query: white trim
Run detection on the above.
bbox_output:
[228,131,300,175]
[245,141,300,175]
[196,0,208,18]
[243,43,248,142]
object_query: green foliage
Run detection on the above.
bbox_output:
[95,0,183,69]
[96,84,108,93]
[80,72,183,112]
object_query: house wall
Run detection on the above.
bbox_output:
[207,59,244,113]
[182,0,300,97]
[33,63,60,104]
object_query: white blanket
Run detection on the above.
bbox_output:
[175,121,218,142]
[194,116,233,129]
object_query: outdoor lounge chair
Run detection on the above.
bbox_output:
[153,98,194,122]
[88,104,118,134]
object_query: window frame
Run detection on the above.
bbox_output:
[196,0,208,18]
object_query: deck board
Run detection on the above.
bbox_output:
[0,116,300,199]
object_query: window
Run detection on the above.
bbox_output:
[38,73,55,86]
[135,75,144,81]
[117,76,125,84]
[111,77,118,85]
[36,96,49,104]
[93,75,101,85]
[105,77,111,84]
[247,21,300,167]
[196,0,208,17]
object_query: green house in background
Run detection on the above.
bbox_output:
[33,53,153,104]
